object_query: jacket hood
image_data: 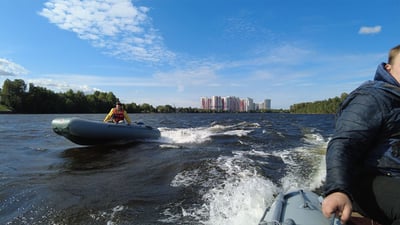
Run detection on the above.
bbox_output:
[374,62,400,87]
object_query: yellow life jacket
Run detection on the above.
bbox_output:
[112,108,125,122]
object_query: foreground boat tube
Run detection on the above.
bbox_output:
[259,189,341,225]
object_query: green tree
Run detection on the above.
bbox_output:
[24,83,62,113]
[125,102,140,113]
[0,79,27,112]
[289,92,349,114]
[156,105,176,113]
[140,103,155,113]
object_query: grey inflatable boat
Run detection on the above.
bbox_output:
[52,117,160,146]
[259,189,341,225]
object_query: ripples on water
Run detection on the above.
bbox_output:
[0,113,334,225]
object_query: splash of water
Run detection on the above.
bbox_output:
[158,123,253,145]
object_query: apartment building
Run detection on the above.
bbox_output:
[200,96,271,112]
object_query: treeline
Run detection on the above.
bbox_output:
[1,78,348,114]
[0,79,189,113]
[289,93,348,114]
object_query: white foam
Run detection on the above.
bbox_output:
[166,151,279,225]
[163,125,329,225]
[202,153,278,225]
[159,144,182,149]
[205,174,277,225]
[277,130,328,191]
[222,129,253,137]
[158,127,213,144]
[303,132,328,146]
[170,169,201,187]
[157,124,253,145]
[87,205,125,225]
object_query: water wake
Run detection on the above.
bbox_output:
[162,126,329,225]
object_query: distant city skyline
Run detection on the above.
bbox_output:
[201,96,271,112]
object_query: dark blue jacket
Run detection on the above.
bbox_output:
[324,63,400,199]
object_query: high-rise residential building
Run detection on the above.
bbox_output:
[211,96,223,111]
[222,96,241,112]
[201,96,271,112]
[243,97,255,111]
[200,97,212,110]
[264,99,271,110]
[222,96,228,111]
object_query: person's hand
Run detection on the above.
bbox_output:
[322,192,352,224]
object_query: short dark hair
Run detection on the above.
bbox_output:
[388,44,400,65]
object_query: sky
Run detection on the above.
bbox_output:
[0,0,399,109]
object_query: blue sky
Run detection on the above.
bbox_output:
[0,0,399,109]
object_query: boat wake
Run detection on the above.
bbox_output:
[158,122,329,225]
[157,122,256,146]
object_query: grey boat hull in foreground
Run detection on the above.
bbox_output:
[52,117,161,146]
[259,189,341,225]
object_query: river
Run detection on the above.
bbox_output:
[0,113,334,225]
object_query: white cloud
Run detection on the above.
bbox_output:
[27,77,102,94]
[153,62,220,92]
[39,0,174,63]
[0,58,29,76]
[27,73,170,94]
[358,25,382,35]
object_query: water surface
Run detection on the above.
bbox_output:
[0,113,334,225]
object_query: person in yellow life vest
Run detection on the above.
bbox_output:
[103,102,132,125]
